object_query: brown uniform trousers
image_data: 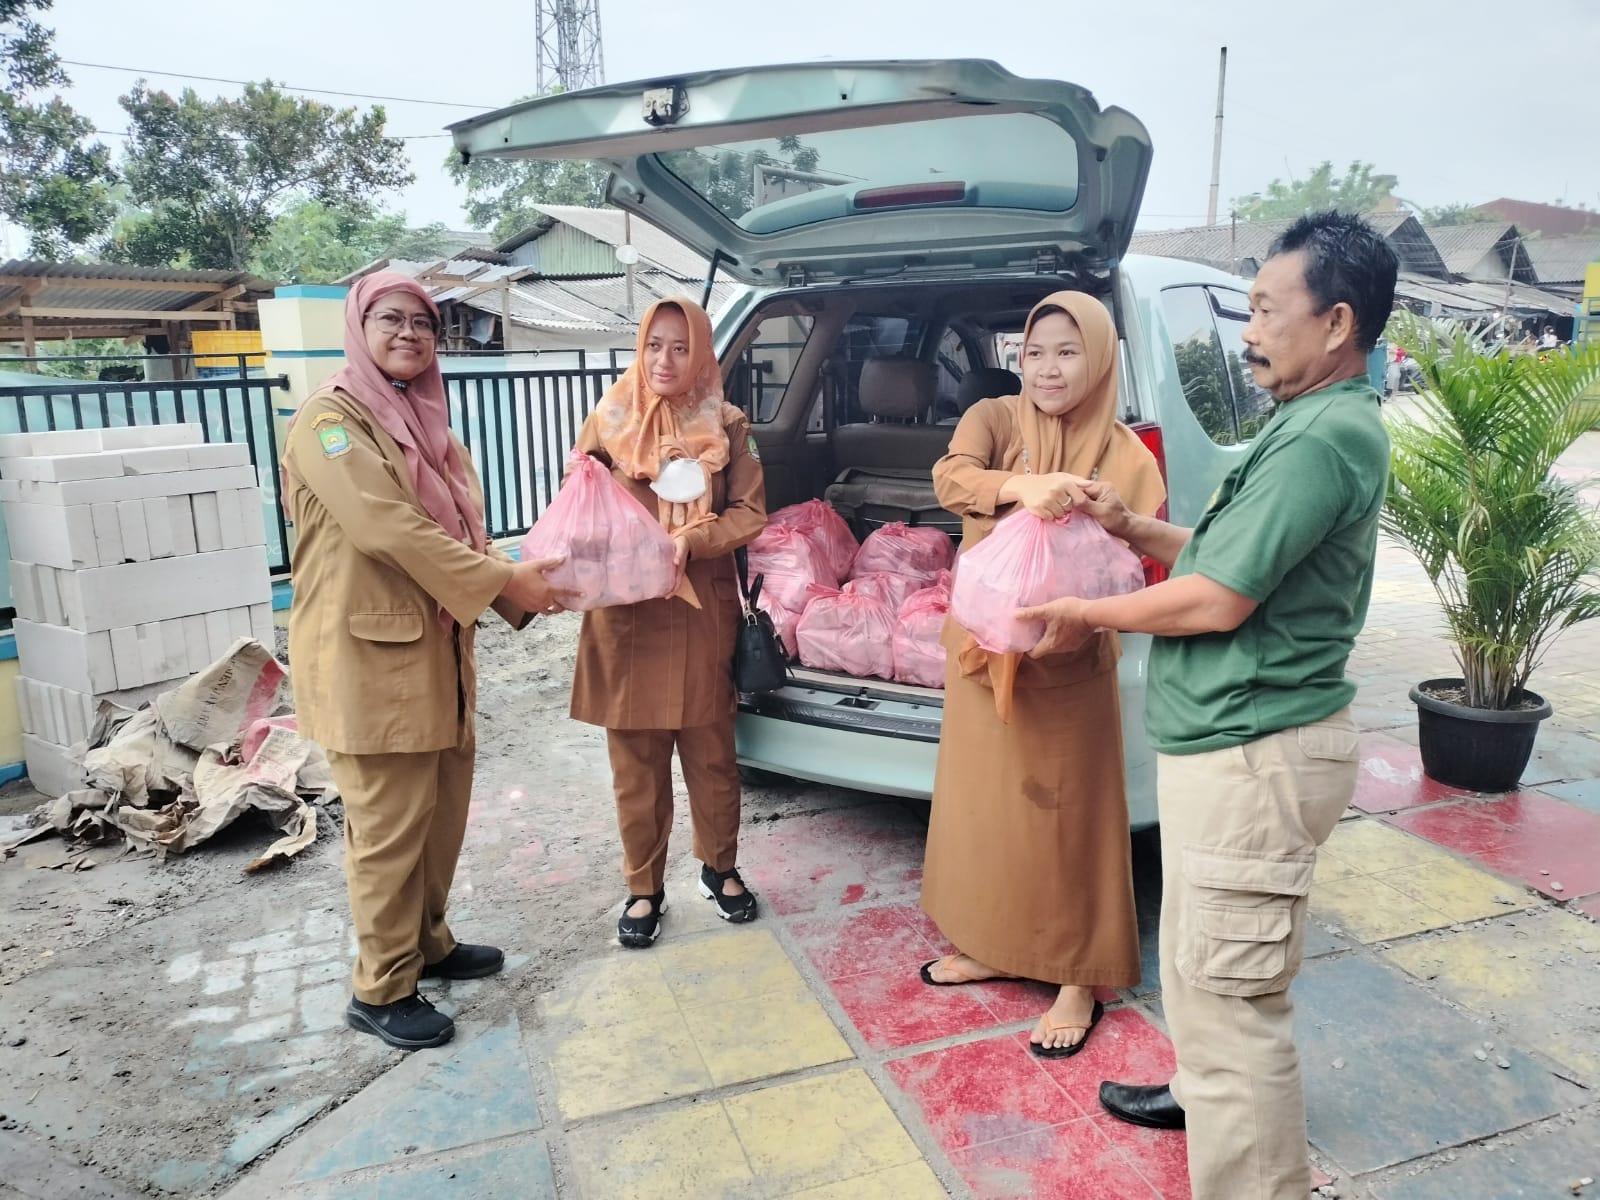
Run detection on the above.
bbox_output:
[282,387,522,1005]
[568,404,767,895]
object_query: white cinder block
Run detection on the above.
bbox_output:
[136,622,168,686]
[0,430,103,459]
[97,423,204,451]
[168,495,197,557]
[204,610,233,662]
[185,442,251,469]
[91,502,125,565]
[160,619,191,680]
[22,733,83,797]
[45,684,66,746]
[192,492,223,553]
[35,681,93,748]
[48,546,270,633]
[38,564,67,626]
[0,465,256,507]
[2,502,99,569]
[249,603,274,646]
[9,561,42,622]
[117,446,192,476]
[182,614,210,673]
[110,625,143,691]
[236,489,267,547]
[226,606,252,641]
[11,620,117,694]
[0,451,124,483]
[142,496,174,558]
[14,676,34,737]
[116,499,152,562]
[215,488,247,550]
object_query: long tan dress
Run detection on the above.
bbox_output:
[919,396,1158,987]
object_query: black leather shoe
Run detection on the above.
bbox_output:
[1099,1082,1186,1130]
[699,865,758,923]
[420,943,505,980]
[345,993,454,1050]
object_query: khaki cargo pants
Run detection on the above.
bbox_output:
[1157,709,1360,1200]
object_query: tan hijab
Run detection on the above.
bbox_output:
[957,290,1167,719]
[594,298,730,535]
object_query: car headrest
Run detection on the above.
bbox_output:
[859,357,936,421]
[956,367,1022,413]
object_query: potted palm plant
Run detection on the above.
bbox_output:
[1382,313,1600,792]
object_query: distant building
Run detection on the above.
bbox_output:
[1472,199,1600,239]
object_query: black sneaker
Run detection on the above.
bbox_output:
[420,943,505,980]
[345,993,455,1050]
[618,892,665,949]
[699,865,758,923]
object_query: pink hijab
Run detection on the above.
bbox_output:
[325,272,486,551]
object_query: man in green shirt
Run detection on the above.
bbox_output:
[1019,211,1399,1200]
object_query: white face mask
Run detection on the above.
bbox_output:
[649,456,707,503]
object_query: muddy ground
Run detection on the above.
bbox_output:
[0,612,884,1195]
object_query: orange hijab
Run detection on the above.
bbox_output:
[957,291,1166,719]
[594,297,730,535]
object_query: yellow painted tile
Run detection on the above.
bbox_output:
[779,1160,948,1200]
[658,928,805,1006]
[1314,850,1360,882]
[549,1010,713,1121]
[565,1102,761,1200]
[1323,818,1449,874]
[1310,876,1451,942]
[538,957,675,1033]
[725,1070,922,1195]
[1382,911,1600,1080]
[681,984,853,1087]
[1374,858,1535,924]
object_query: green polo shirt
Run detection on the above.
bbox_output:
[1146,377,1389,755]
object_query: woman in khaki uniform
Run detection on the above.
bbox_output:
[919,292,1166,1056]
[569,298,767,947]
[282,272,570,1049]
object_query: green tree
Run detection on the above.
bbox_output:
[447,150,608,242]
[1417,202,1496,227]
[249,198,458,284]
[0,0,117,258]
[107,81,413,271]
[1232,161,1399,222]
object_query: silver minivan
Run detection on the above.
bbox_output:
[451,60,1280,828]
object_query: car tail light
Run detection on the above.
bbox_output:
[854,182,968,209]
[1127,421,1169,586]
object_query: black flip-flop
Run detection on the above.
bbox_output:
[1029,999,1105,1059]
[919,955,1019,987]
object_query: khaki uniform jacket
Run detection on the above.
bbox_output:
[570,404,767,730]
[282,387,517,755]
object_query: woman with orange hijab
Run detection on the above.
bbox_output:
[919,292,1166,1057]
[283,273,570,1049]
[569,298,767,947]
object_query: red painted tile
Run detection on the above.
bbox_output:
[826,965,1003,1051]
[904,905,958,955]
[1027,1006,1177,1117]
[950,1118,1159,1200]
[1351,735,1468,813]
[1091,1113,1190,1199]
[972,979,1121,1026]
[886,1033,1085,1152]
[1387,791,1600,898]
[738,808,927,915]
[788,905,937,981]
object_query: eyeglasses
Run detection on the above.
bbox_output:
[366,310,439,339]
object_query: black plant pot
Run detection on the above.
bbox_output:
[1410,678,1553,793]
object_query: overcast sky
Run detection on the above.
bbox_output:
[9,0,1598,254]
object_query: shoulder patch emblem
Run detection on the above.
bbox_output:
[317,424,352,458]
[747,435,761,462]
[309,410,344,430]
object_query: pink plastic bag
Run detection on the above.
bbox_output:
[770,499,857,583]
[796,589,896,680]
[893,579,952,688]
[950,510,1145,654]
[748,524,834,614]
[520,449,678,611]
[756,592,800,660]
[843,571,923,618]
[852,522,954,587]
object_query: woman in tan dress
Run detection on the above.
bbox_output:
[919,291,1165,1056]
[568,298,767,947]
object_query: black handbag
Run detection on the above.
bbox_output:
[733,546,788,694]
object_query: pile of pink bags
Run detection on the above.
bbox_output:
[852,522,954,586]
[747,524,834,614]
[520,450,678,611]
[796,587,897,680]
[950,510,1145,653]
[892,572,953,687]
[769,499,857,582]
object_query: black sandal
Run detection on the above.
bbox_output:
[617,892,665,949]
[699,865,758,923]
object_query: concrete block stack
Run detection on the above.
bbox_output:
[1,424,274,795]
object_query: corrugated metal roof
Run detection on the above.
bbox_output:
[1523,236,1600,285]
[1393,271,1571,316]
[0,260,277,331]
[512,205,711,280]
[1475,200,1600,239]
[1130,213,1450,280]
[1424,224,1512,273]
[460,273,738,333]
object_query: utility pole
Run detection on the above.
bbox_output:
[1206,46,1228,226]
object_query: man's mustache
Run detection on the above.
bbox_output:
[1242,351,1270,367]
